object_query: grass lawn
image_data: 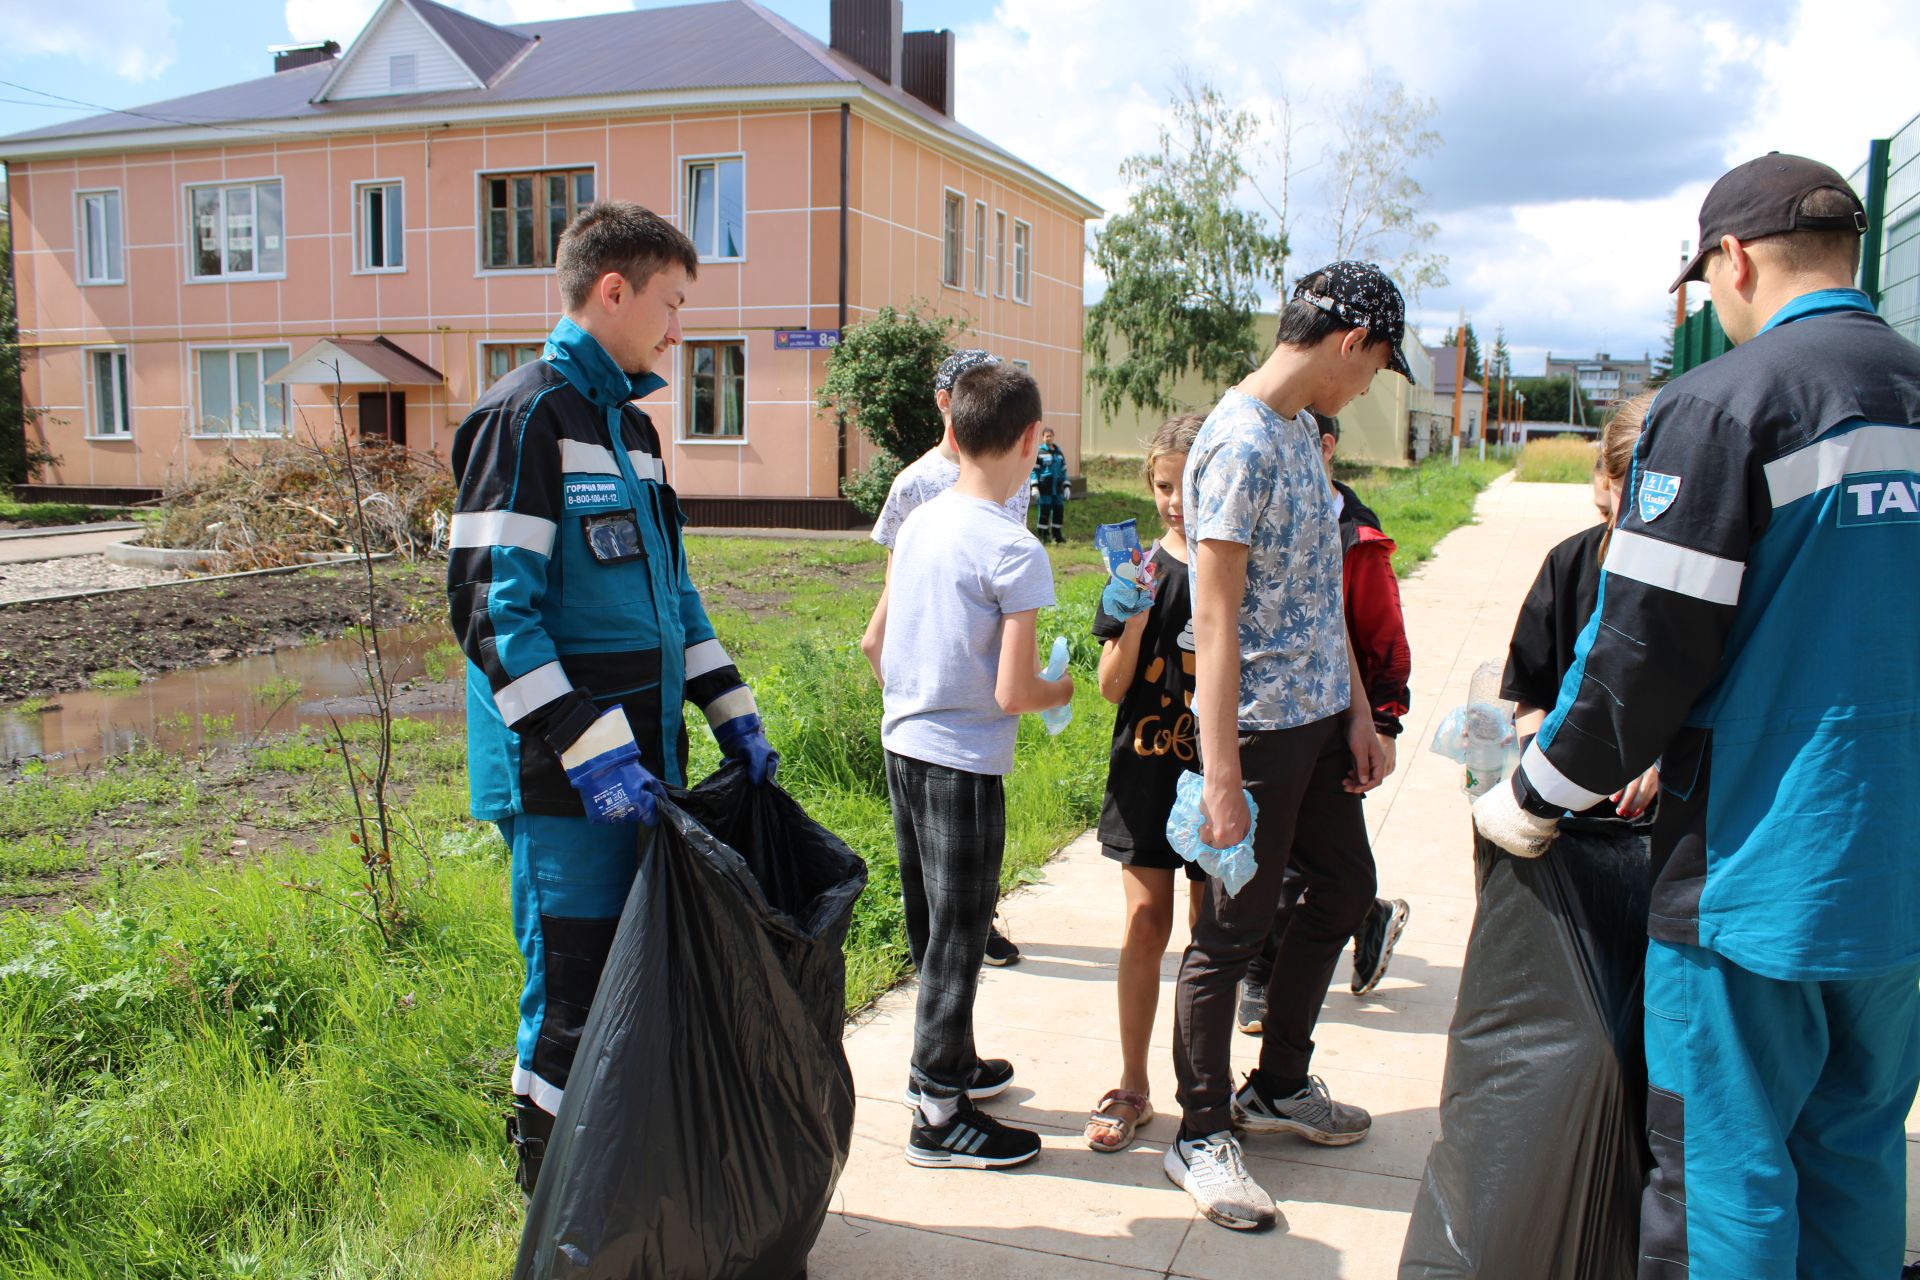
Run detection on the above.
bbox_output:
[0,501,130,526]
[0,452,1507,1277]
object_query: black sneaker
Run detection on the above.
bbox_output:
[1350,898,1410,996]
[1236,981,1267,1035]
[983,921,1021,967]
[902,1058,1015,1108]
[906,1096,1042,1169]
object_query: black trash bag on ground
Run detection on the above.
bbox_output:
[1400,820,1652,1280]
[515,761,869,1280]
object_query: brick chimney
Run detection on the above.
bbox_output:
[901,30,954,115]
[830,0,902,85]
[272,40,340,74]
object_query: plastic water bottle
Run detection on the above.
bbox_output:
[1165,771,1261,895]
[1462,705,1509,797]
[1038,635,1074,735]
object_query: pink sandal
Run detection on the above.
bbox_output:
[1084,1088,1153,1152]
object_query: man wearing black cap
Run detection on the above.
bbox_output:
[1475,154,1920,1279]
[1166,261,1407,1231]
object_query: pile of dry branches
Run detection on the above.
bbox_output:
[151,438,455,569]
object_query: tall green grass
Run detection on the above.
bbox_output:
[1515,435,1599,484]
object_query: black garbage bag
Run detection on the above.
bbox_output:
[515,761,869,1280]
[1400,820,1652,1280]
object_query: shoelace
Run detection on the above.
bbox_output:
[1184,1135,1252,1190]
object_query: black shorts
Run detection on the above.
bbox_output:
[1102,842,1207,882]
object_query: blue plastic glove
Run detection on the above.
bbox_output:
[561,711,663,826]
[715,711,780,786]
[1100,575,1154,621]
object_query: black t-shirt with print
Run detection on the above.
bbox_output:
[1092,543,1199,854]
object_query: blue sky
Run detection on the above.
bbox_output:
[3,0,1916,374]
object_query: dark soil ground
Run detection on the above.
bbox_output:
[0,561,445,702]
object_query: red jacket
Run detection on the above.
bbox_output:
[1334,481,1412,737]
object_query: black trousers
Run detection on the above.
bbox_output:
[1173,715,1375,1133]
[886,749,1006,1099]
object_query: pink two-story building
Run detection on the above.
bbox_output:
[0,0,1099,526]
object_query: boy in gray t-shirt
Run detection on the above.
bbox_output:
[881,363,1072,1171]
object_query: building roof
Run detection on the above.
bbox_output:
[0,0,1100,217]
[1422,345,1485,396]
[268,337,446,387]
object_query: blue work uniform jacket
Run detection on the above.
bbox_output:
[447,318,754,820]
[1512,290,1920,981]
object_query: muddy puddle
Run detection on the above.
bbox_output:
[0,623,464,772]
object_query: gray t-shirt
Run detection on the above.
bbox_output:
[881,490,1056,774]
[871,447,1030,549]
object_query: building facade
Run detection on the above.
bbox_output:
[1423,344,1485,444]
[1542,351,1653,409]
[0,0,1098,523]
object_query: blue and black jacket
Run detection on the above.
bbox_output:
[447,318,755,820]
[1031,442,1068,498]
[1511,290,1920,981]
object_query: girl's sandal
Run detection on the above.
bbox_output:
[1084,1089,1153,1153]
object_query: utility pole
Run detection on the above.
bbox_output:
[1450,308,1466,466]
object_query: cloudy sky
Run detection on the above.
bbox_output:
[2,0,1914,372]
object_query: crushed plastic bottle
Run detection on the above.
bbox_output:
[1165,770,1261,895]
[1038,635,1074,736]
[1431,662,1520,797]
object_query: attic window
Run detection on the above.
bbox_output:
[389,54,417,91]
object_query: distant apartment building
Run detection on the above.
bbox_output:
[0,0,1099,524]
[1542,351,1653,409]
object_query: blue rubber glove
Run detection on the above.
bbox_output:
[1101,574,1154,621]
[560,709,663,825]
[715,711,780,786]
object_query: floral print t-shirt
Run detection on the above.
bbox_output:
[1183,388,1351,730]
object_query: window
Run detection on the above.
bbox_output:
[197,347,290,435]
[87,349,130,437]
[357,181,404,272]
[481,341,544,390]
[972,199,987,294]
[481,168,594,270]
[389,54,416,91]
[77,190,123,285]
[684,340,745,439]
[995,210,1007,298]
[1012,219,1032,303]
[188,180,285,279]
[685,158,745,261]
[942,190,963,287]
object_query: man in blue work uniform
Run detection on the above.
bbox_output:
[447,202,778,1196]
[1475,155,1920,1279]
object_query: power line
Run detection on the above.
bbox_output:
[0,77,293,137]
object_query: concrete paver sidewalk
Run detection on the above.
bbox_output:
[811,476,1920,1277]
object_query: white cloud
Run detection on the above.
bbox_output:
[5,0,179,80]
[284,0,632,44]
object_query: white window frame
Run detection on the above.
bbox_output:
[183,178,287,282]
[683,154,747,263]
[972,199,987,295]
[680,334,749,445]
[75,188,124,286]
[941,188,964,289]
[477,339,546,392]
[994,210,1007,298]
[389,53,417,91]
[1012,218,1032,304]
[353,179,406,274]
[83,347,131,439]
[191,344,293,438]
[473,165,597,276]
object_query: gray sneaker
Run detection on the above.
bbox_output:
[1162,1130,1275,1231]
[1232,1074,1371,1146]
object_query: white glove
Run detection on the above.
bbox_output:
[1472,778,1560,859]
[1063,480,1073,502]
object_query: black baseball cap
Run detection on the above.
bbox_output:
[1293,261,1415,384]
[934,348,999,392]
[1670,152,1867,292]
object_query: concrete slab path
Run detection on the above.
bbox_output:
[0,524,142,563]
[812,476,1920,1278]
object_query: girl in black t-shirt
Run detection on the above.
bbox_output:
[1083,413,1208,1153]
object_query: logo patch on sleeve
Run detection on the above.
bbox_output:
[1638,472,1682,522]
[1837,471,1920,526]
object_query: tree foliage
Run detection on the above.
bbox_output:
[1512,375,1574,424]
[0,222,55,485]
[815,303,960,464]
[1085,79,1287,418]
[1322,74,1448,301]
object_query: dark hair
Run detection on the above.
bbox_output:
[1144,410,1205,482]
[1312,411,1341,442]
[556,201,700,312]
[1756,186,1864,276]
[1274,268,1390,353]
[950,364,1043,458]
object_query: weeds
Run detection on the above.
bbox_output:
[1516,435,1598,483]
[86,669,139,691]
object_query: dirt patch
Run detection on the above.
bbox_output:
[0,562,445,703]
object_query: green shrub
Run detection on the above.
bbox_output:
[839,450,903,519]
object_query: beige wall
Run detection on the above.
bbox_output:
[12,102,1090,497]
